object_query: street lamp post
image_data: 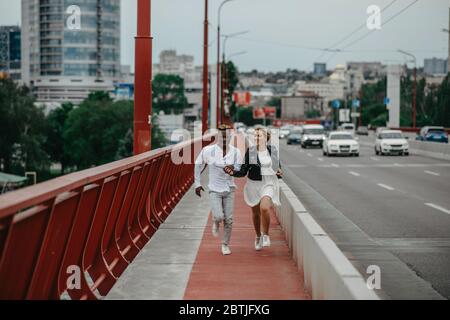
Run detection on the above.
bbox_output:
[217,0,235,127]
[443,27,450,74]
[134,0,152,154]
[398,49,417,128]
[202,0,209,135]
[221,30,249,123]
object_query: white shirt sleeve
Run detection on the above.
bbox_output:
[194,148,206,189]
[233,148,243,171]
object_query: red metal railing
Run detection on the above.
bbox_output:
[0,135,214,300]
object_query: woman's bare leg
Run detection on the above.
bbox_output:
[251,204,261,237]
[260,196,273,236]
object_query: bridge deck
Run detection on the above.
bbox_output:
[107,178,309,300]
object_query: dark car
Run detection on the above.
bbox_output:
[416,126,448,144]
[356,126,369,136]
[287,133,302,145]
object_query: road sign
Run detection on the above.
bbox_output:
[253,106,276,119]
[253,107,265,119]
[332,100,341,109]
[263,106,277,119]
[339,109,350,122]
[384,97,390,105]
[233,92,251,106]
[351,112,361,118]
[353,99,360,108]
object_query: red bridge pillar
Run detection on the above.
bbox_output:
[134,0,153,154]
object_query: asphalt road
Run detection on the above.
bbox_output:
[280,139,450,299]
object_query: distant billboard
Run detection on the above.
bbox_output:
[233,92,251,106]
[253,107,265,119]
[253,106,277,120]
[263,106,277,119]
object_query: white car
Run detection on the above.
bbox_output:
[301,124,326,148]
[323,131,360,157]
[279,125,292,139]
[375,130,409,156]
[339,123,356,135]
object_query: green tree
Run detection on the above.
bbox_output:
[0,77,49,175]
[267,97,282,118]
[63,92,134,169]
[234,107,263,126]
[360,77,388,127]
[434,74,450,127]
[152,74,188,115]
[45,102,74,174]
[115,115,167,160]
[225,61,240,118]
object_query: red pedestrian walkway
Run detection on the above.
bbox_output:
[183,179,310,300]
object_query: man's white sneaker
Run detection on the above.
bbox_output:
[212,221,219,237]
[262,235,271,247]
[222,244,232,255]
[255,236,263,251]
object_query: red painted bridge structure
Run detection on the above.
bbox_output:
[0,136,211,299]
[0,0,310,300]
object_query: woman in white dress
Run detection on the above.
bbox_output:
[224,127,283,251]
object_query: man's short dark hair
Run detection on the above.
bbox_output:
[218,124,232,131]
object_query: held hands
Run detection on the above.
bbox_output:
[224,166,234,176]
[276,169,283,178]
[195,186,204,197]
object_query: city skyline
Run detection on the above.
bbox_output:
[0,0,448,72]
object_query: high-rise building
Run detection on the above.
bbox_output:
[153,50,201,84]
[424,58,448,75]
[21,0,121,104]
[0,26,21,80]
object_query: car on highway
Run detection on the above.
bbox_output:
[300,124,325,148]
[416,126,448,144]
[279,125,292,139]
[375,127,388,136]
[356,126,369,136]
[246,127,255,135]
[339,123,356,134]
[234,122,247,133]
[287,132,302,145]
[323,131,360,157]
[375,130,409,156]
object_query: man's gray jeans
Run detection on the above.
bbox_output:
[209,188,235,246]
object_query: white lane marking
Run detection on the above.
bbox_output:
[307,153,313,157]
[425,203,450,215]
[318,158,324,162]
[377,183,395,191]
[331,163,339,167]
[424,170,440,176]
[370,157,379,161]
[349,171,360,177]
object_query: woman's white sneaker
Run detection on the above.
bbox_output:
[222,244,232,255]
[262,235,271,247]
[255,236,263,251]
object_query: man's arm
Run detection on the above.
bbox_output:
[233,148,243,172]
[232,149,250,178]
[194,148,206,196]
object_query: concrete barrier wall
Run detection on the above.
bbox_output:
[360,136,450,161]
[276,182,380,300]
[407,140,450,161]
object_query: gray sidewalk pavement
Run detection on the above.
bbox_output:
[106,176,211,300]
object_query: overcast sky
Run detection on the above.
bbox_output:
[1,0,449,72]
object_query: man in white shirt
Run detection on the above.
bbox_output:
[194,124,242,255]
